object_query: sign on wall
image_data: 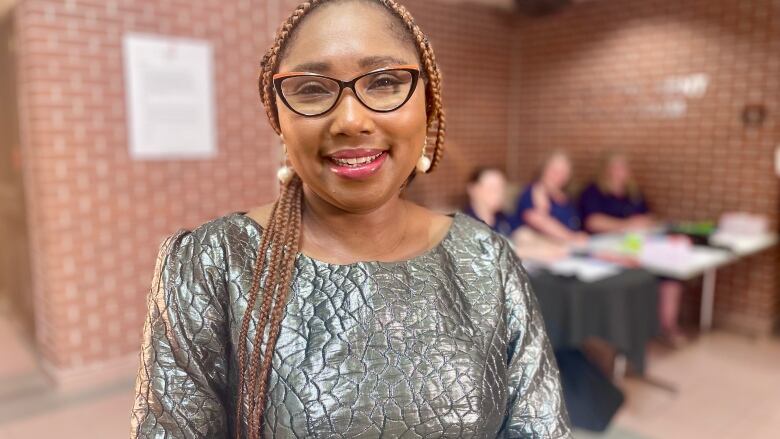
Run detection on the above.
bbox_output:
[122,33,217,159]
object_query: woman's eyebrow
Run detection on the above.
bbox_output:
[358,55,411,68]
[287,56,412,74]
[289,61,331,73]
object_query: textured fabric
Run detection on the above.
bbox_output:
[131,211,572,438]
[462,204,516,237]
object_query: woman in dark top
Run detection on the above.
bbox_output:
[579,152,654,234]
[464,167,515,237]
[512,151,588,245]
[580,151,685,344]
[131,1,571,437]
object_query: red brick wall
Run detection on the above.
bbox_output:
[14,0,277,375]
[401,1,515,209]
[509,0,780,333]
[14,0,515,377]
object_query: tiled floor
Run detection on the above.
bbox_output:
[608,332,780,439]
[0,317,135,439]
[1,315,779,438]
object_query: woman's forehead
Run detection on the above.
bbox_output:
[277,2,419,76]
[481,170,505,183]
[548,156,570,169]
[610,156,628,167]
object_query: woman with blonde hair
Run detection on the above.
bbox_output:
[579,151,654,233]
[511,150,588,245]
[579,151,685,345]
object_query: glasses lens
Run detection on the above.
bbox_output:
[356,69,414,111]
[279,76,340,115]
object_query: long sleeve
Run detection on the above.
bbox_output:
[498,241,572,438]
[131,229,230,438]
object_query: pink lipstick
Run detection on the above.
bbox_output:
[327,148,388,179]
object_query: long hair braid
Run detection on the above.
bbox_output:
[237,1,447,438]
[234,175,302,438]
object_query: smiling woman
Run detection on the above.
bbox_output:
[130,1,571,438]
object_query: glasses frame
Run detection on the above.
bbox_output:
[272,64,421,117]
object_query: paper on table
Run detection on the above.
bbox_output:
[546,257,622,283]
[639,246,732,280]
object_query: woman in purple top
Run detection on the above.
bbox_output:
[579,152,654,233]
[580,151,686,345]
[511,151,588,245]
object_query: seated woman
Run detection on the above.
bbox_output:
[579,151,654,233]
[580,151,686,345]
[511,151,589,246]
[463,167,515,236]
[464,166,569,262]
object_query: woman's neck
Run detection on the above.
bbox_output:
[300,187,412,263]
[606,180,626,197]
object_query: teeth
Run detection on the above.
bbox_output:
[332,152,383,167]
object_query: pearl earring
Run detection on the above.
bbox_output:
[416,139,431,174]
[277,166,294,185]
[277,143,294,185]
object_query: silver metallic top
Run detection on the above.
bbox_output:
[131,212,571,438]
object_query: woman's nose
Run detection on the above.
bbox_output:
[328,91,376,137]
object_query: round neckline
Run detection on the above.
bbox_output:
[234,211,461,267]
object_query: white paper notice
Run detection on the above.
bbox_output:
[123,33,216,159]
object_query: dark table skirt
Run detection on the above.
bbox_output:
[529,269,659,374]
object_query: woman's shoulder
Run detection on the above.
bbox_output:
[449,212,515,261]
[580,182,603,198]
[448,214,529,307]
[157,210,263,263]
[452,211,496,236]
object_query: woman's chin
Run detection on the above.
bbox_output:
[312,178,404,214]
[333,186,400,213]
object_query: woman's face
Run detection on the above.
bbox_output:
[607,156,631,188]
[541,155,572,191]
[275,2,427,213]
[469,171,506,212]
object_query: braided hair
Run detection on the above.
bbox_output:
[236,1,446,437]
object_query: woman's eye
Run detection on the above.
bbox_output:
[290,82,332,96]
[368,75,402,90]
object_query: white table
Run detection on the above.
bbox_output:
[709,232,778,257]
[587,232,778,330]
